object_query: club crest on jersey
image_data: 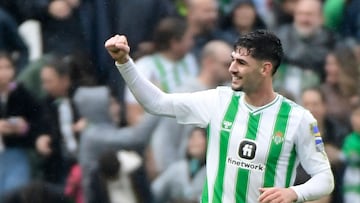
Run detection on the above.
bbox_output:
[222,120,233,131]
[272,131,284,145]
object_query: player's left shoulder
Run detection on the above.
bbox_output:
[280,96,315,122]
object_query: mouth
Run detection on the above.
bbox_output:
[232,76,242,82]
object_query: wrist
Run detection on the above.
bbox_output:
[116,55,130,64]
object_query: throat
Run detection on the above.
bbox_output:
[244,92,277,107]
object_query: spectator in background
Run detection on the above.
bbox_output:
[0,52,41,197]
[341,0,360,42]
[151,127,207,203]
[323,0,345,32]
[29,0,87,56]
[221,0,266,45]
[74,86,160,203]
[17,52,98,102]
[271,0,298,28]
[186,0,224,59]
[299,87,347,203]
[342,104,360,203]
[0,8,29,72]
[320,44,360,132]
[94,0,171,101]
[124,17,198,125]
[147,40,232,180]
[88,150,142,203]
[36,58,84,185]
[2,180,70,203]
[275,0,336,100]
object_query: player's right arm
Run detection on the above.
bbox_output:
[105,35,215,127]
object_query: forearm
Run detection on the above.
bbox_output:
[116,59,176,117]
[291,169,334,202]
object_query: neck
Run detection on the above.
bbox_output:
[0,84,8,94]
[188,23,202,37]
[197,70,216,88]
[244,83,276,107]
[160,51,182,62]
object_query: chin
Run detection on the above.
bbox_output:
[231,85,243,92]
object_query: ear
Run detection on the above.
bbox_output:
[261,62,273,76]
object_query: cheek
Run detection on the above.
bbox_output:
[0,69,14,81]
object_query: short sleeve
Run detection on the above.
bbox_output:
[295,111,331,175]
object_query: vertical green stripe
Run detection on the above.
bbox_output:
[235,114,261,203]
[174,63,181,85]
[152,55,169,92]
[212,94,240,203]
[285,146,297,187]
[202,125,211,202]
[174,60,188,86]
[263,101,292,187]
[202,179,209,203]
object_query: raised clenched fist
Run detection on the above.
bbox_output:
[105,35,130,64]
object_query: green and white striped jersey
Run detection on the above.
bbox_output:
[173,86,330,203]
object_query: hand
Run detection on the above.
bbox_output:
[48,0,72,19]
[8,117,29,135]
[324,144,341,164]
[0,119,13,135]
[36,134,52,156]
[258,187,298,203]
[73,118,87,133]
[65,0,80,8]
[105,35,130,64]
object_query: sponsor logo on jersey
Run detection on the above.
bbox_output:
[272,131,284,145]
[227,157,265,172]
[310,123,325,152]
[222,120,233,131]
[238,140,257,160]
[315,137,325,152]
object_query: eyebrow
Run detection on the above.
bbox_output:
[231,53,248,65]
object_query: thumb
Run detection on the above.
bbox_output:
[259,188,266,193]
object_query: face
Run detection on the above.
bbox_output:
[0,57,15,87]
[189,0,218,32]
[324,54,339,85]
[211,47,232,85]
[41,67,70,97]
[301,89,326,121]
[229,48,264,92]
[172,30,194,57]
[282,0,298,15]
[351,109,360,132]
[233,4,256,30]
[187,129,207,160]
[294,0,323,37]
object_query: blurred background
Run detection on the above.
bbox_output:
[0,0,359,203]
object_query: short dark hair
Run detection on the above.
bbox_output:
[0,51,15,67]
[98,150,120,180]
[234,30,283,75]
[153,17,187,51]
[43,56,70,77]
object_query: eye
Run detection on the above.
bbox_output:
[238,59,246,65]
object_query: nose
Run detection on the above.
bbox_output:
[228,61,237,74]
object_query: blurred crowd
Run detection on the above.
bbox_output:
[0,0,359,203]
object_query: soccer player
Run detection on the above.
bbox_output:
[105,30,334,203]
